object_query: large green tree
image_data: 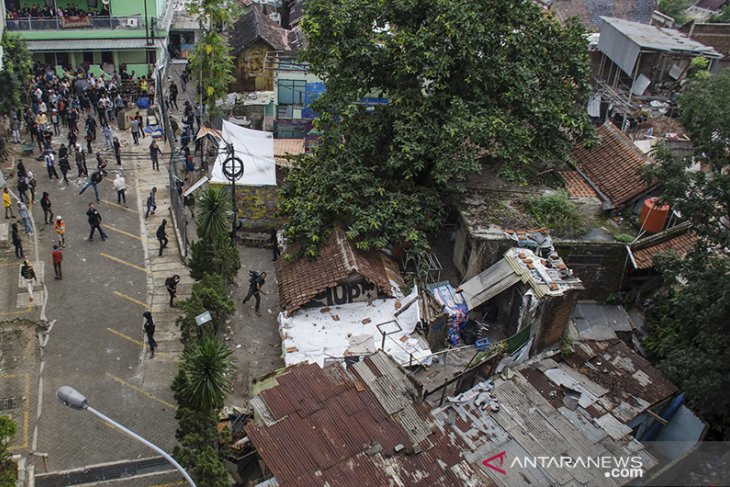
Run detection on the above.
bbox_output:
[643,70,730,437]
[187,0,238,114]
[281,0,593,256]
[0,33,33,114]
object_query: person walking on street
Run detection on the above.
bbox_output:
[86,203,108,241]
[52,245,63,279]
[113,173,127,207]
[17,202,32,235]
[40,192,54,224]
[113,137,122,165]
[156,219,169,256]
[149,140,162,171]
[85,114,97,141]
[130,116,140,144]
[45,150,59,180]
[21,260,37,301]
[11,116,21,143]
[85,128,94,154]
[58,143,71,184]
[145,187,157,219]
[51,109,60,136]
[243,271,267,315]
[75,145,88,178]
[165,274,180,307]
[11,224,23,259]
[169,81,179,111]
[3,188,14,219]
[26,172,37,204]
[102,123,113,151]
[79,170,103,202]
[54,216,66,247]
[143,311,156,357]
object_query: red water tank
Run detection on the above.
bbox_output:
[640,197,670,234]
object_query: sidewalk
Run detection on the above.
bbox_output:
[116,120,191,394]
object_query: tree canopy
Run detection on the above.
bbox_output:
[643,70,730,437]
[0,32,33,114]
[281,0,593,256]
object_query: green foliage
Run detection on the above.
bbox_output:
[176,273,236,344]
[524,190,586,238]
[174,444,231,487]
[0,33,33,114]
[188,238,241,284]
[179,336,235,413]
[710,5,730,22]
[644,71,730,250]
[281,0,594,256]
[643,254,730,437]
[657,0,691,24]
[187,0,239,115]
[196,187,233,243]
[0,416,17,486]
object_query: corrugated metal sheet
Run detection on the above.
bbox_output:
[26,38,151,51]
[245,353,485,487]
[598,19,643,75]
[458,259,521,310]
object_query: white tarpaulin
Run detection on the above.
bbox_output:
[210,120,276,186]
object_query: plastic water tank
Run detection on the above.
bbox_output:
[640,197,670,234]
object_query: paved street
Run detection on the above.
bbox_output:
[0,109,186,478]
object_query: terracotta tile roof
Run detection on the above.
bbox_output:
[632,232,699,269]
[245,355,483,486]
[550,0,656,31]
[275,228,395,313]
[571,122,654,208]
[558,170,598,198]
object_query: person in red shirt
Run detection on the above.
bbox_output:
[52,245,63,280]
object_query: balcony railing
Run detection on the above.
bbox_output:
[5,15,146,31]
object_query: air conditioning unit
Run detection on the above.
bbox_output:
[126,17,138,28]
[269,12,281,25]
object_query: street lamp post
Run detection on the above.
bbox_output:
[57,386,197,487]
[221,144,244,245]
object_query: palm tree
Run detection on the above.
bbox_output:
[196,187,231,242]
[180,336,235,412]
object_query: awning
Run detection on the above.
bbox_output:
[210,120,276,187]
[26,38,154,51]
[458,259,521,310]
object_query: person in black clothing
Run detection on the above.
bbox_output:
[85,114,97,140]
[271,230,280,261]
[11,223,23,259]
[17,177,28,204]
[165,275,180,307]
[149,140,162,171]
[86,203,107,241]
[40,192,54,224]
[243,271,267,314]
[143,311,156,357]
[113,137,122,165]
[58,144,70,184]
[168,81,179,111]
[16,160,27,180]
[156,219,169,256]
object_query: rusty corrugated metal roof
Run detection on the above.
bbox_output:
[245,354,487,486]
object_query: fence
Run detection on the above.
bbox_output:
[5,15,147,31]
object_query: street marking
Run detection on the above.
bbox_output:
[106,373,177,411]
[113,291,148,307]
[105,224,142,241]
[101,199,138,213]
[106,327,143,347]
[2,373,30,450]
[101,253,148,273]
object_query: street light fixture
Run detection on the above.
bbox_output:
[57,386,197,487]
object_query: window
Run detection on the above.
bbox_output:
[278,79,306,105]
[101,51,113,65]
[88,0,98,7]
[82,51,94,65]
[277,105,293,120]
[56,52,69,68]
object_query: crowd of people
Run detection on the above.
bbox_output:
[5,3,111,20]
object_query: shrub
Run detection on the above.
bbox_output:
[525,190,586,238]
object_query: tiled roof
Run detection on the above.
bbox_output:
[632,231,699,269]
[230,5,292,55]
[558,170,598,198]
[571,122,654,207]
[550,0,656,31]
[245,353,483,486]
[275,228,395,313]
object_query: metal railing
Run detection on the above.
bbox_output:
[5,15,146,31]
